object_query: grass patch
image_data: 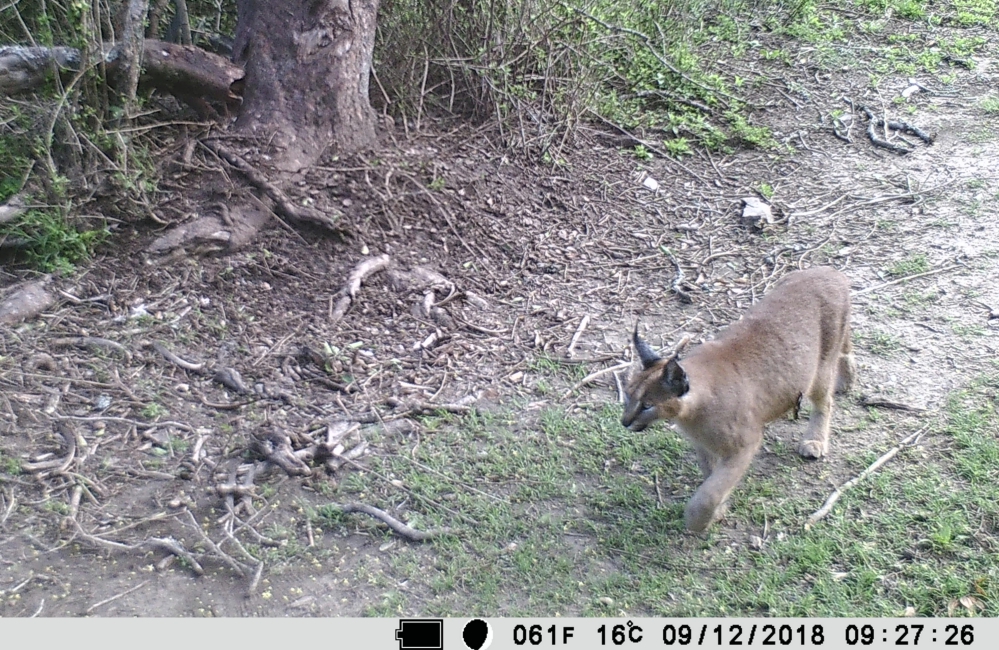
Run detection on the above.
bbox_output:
[887,253,931,278]
[979,96,999,115]
[863,329,904,357]
[0,207,107,273]
[325,367,999,615]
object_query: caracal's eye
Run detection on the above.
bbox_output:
[641,402,654,411]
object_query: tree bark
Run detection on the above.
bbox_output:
[117,0,150,109]
[233,0,379,172]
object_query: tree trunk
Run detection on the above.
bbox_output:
[117,0,150,110]
[232,0,379,172]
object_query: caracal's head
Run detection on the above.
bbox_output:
[621,326,689,432]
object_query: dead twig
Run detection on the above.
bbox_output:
[330,254,391,324]
[854,264,962,296]
[180,510,253,577]
[849,101,933,155]
[562,361,632,399]
[338,503,453,542]
[661,247,694,304]
[72,521,206,576]
[806,426,929,527]
[565,314,590,359]
[21,422,76,474]
[150,341,206,373]
[86,580,150,613]
[50,337,131,359]
[861,398,928,413]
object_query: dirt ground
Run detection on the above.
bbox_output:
[2,17,999,616]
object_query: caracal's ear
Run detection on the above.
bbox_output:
[632,324,661,370]
[660,357,689,396]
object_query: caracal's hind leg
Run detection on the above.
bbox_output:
[799,366,837,460]
[836,326,856,394]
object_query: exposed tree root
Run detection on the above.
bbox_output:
[202,140,346,233]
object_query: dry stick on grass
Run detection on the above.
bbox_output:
[854,264,962,297]
[584,109,708,184]
[201,140,345,233]
[330,254,391,324]
[806,426,929,528]
[336,455,479,526]
[51,413,195,433]
[562,361,632,400]
[338,503,453,542]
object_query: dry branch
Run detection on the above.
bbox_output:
[854,264,962,296]
[861,398,927,413]
[72,522,205,576]
[180,510,253,577]
[151,341,206,372]
[338,503,453,542]
[51,336,131,359]
[663,248,695,303]
[86,580,150,614]
[562,361,632,399]
[138,39,242,116]
[330,254,391,323]
[566,315,590,359]
[252,423,312,477]
[806,426,928,527]
[22,423,76,474]
[849,101,934,155]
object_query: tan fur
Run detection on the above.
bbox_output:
[622,266,855,532]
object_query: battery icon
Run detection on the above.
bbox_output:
[396,619,444,650]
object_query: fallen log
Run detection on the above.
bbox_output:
[0,46,81,95]
[1,40,243,117]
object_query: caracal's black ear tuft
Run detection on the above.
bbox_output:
[633,324,661,370]
[661,357,689,396]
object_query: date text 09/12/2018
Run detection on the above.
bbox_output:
[511,623,976,647]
